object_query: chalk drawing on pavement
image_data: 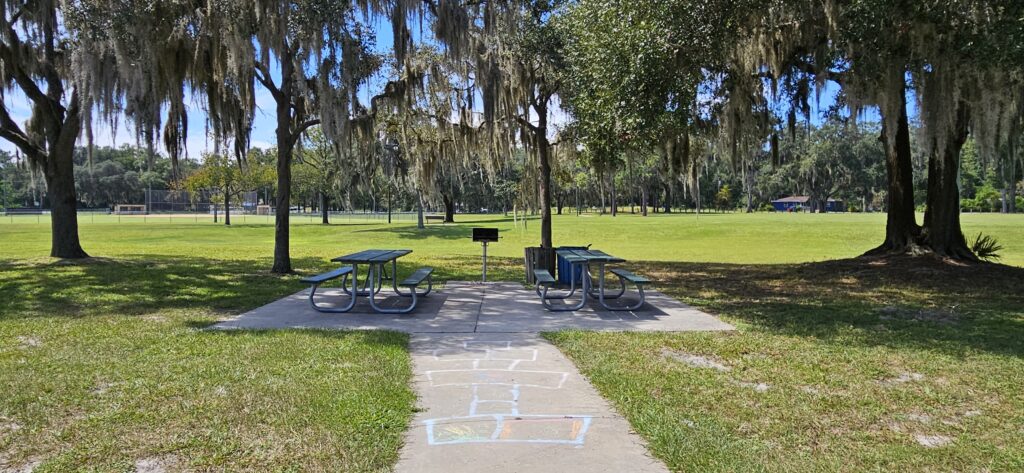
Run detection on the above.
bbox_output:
[423,341,594,446]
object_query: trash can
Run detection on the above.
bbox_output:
[557,246,587,285]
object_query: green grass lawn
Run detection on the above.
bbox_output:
[1,212,1022,471]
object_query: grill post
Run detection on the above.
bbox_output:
[482,240,488,282]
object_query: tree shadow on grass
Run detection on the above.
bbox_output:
[181,318,411,347]
[352,224,471,241]
[0,254,526,321]
[350,215,531,240]
[633,255,1024,358]
[0,256,326,320]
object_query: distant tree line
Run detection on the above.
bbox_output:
[4,121,1020,216]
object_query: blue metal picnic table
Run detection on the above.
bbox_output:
[543,248,646,311]
[323,249,431,313]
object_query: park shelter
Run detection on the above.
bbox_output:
[771,196,845,212]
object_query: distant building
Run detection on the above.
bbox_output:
[771,196,845,212]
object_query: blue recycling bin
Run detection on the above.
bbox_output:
[556,246,587,285]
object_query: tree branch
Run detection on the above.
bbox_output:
[295,119,321,136]
[254,62,280,98]
[515,115,541,134]
[0,103,45,162]
[286,119,321,150]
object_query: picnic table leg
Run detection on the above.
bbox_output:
[596,265,646,311]
[391,259,433,297]
[374,263,384,295]
[367,264,418,314]
[541,262,588,311]
[589,271,625,299]
[308,264,359,313]
[535,263,579,300]
[339,264,374,297]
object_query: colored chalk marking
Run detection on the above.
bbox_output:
[422,341,594,446]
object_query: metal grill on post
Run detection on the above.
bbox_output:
[473,228,499,282]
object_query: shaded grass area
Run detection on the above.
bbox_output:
[0,255,524,321]
[546,257,1024,471]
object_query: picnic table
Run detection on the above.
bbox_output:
[300,249,433,314]
[535,248,650,311]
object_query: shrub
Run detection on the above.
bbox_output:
[970,233,1003,262]
[974,184,1001,212]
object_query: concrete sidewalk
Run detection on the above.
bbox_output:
[395,333,668,473]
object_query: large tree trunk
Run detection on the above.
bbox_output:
[321,192,329,224]
[538,141,553,247]
[866,76,921,256]
[442,192,455,223]
[641,186,649,216]
[273,139,293,273]
[44,139,88,259]
[610,173,618,217]
[923,102,975,260]
[224,191,231,226]
[663,182,672,213]
[416,190,425,229]
[1005,152,1017,214]
[744,164,755,213]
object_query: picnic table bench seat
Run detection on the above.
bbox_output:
[400,267,434,287]
[609,268,651,285]
[533,269,556,286]
[300,267,353,285]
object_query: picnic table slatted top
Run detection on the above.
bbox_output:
[331,249,412,264]
[555,248,626,264]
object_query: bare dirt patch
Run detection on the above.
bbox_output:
[661,349,731,372]
[878,372,925,387]
[15,337,40,349]
[914,434,953,448]
[134,455,181,473]
[0,458,42,473]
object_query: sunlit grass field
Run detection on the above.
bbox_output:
[1,212,1022,471]
[3,211,1023,267]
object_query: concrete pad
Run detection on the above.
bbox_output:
[212,285,481,333]
[472,283,735,333]
[212,281,734,333]
[395,333,668,473]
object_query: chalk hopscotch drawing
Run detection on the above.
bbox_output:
[423,341,593,446]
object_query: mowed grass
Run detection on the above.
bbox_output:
[4,211,1022,267]
[1,211,1022,471]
